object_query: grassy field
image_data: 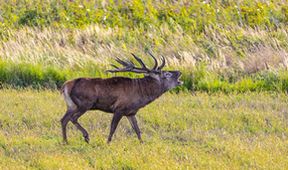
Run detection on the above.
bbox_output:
[0,89,287,169]
[1,1,288,92]
[1,1,288,169]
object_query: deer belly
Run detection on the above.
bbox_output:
[90,97,115,113]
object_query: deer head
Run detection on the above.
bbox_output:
[107,51,183,92]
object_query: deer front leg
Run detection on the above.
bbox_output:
[127,115,143,143]
[107,113,123,143]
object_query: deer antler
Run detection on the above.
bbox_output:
[157,55,166,70]
[148,51,158,70]
[148,51,166,71]
[107,52,166,74]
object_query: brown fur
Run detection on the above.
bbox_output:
[60,71,182,144]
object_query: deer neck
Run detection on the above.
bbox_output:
[136,76,164,103]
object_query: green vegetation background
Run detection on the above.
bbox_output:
[1,0,288,92]
[1,1,288,169]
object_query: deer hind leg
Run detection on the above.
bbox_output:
[61,84,78,144]
[61,109,77,144]
[127,115,143,143]
[71,110,89,143]
[107,112,123,143]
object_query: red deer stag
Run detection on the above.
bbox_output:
[60,52,182,144]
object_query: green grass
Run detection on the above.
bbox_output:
[2,59,288,93]
[0,89,287,169]
[1,1,288,169]
[1,1,288,75]
[1,1,288,93]
[1,0,287,30]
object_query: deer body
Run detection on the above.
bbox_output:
[61,52,182,143]
[64,76,164,114]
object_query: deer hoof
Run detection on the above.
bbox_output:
[84,137,90,143]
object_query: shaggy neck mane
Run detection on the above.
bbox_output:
[134,76,164,102]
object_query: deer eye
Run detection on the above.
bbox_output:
[164,72,173,78]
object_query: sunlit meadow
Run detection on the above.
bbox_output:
[0,89,287,169]
[1,0,288,169]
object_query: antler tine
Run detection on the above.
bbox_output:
[115,57,132,67]
[107,69,129,73]
[148,51,158,70]
[111,64,119,69]
[107,55,151,74]
[131,53,149,70]
[107,67,148,73]
[107,52,164,74]
[157,55,166,70]
[106,63,127,73]
[106,57,133,73]
[127,59,135,67]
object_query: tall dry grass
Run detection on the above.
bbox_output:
[1,25,288,74]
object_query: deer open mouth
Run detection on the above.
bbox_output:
[177,75,183,85]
